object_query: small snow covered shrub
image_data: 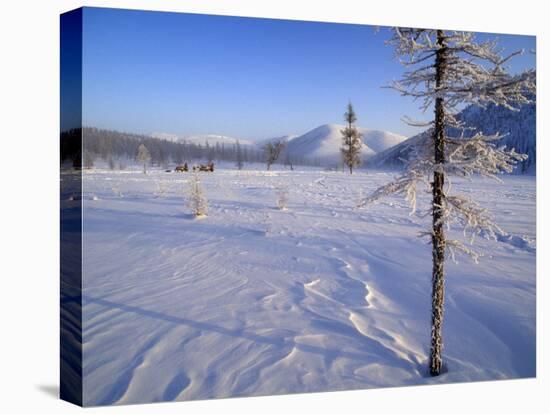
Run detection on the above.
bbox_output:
[188,173,208,217]
[111,183,123,198]
[154,180,167,198]
[276,185,289,210]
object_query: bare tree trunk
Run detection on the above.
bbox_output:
[430,29,447,377]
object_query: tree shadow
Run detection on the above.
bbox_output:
[81,294,390,364]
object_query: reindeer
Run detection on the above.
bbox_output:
[192,162,214,172]
[175,163,188,172]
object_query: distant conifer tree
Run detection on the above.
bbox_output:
[340,102,362,174]
[235,140,244,170]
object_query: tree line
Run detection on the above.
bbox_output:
[60,127,325,169]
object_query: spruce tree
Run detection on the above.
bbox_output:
[340,102,362,174]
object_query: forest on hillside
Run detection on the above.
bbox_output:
[60,127,322,169]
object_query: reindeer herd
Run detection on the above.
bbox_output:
[171,162,215,173]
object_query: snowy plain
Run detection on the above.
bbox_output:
[76,165,535,406]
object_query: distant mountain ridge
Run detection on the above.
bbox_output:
[369,100,536,174]
[151,124,407,166]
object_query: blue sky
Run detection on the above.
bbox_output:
[81,7,536,140]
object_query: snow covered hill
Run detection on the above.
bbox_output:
[369,100,536,173]
[285,124,407,165]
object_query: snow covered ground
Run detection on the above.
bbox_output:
[77,165,536,406]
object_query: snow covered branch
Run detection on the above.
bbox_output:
[386,28,536,114]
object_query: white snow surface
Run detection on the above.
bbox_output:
[286,124,407,164]
[79,166,535,406]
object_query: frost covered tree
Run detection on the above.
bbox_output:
[235,140,244,170]
[188,173,208,217]
[360,28,535,376]
[276,185,289,210]
[340,102,362,174]
[136,143,151,174]
[264,139,286,170]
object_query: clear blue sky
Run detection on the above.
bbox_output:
[81,7,536,140]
